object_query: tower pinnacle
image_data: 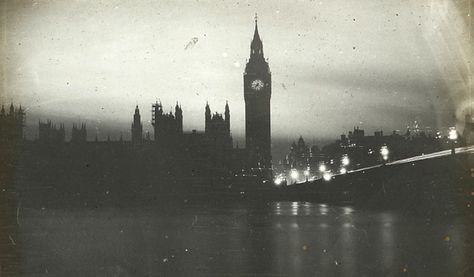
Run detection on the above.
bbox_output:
[250,14,263,57]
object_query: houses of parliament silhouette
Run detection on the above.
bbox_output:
[0,17,275,197]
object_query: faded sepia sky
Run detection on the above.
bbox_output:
[0,0,472,149]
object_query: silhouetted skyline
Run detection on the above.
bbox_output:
[1,0,472,146]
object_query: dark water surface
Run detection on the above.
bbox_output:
[18,201,474,276]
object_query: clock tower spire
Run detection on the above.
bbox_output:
[244,15,272,169]
[251,13,264,60]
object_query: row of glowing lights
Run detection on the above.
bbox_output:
[274,156,350,185]
[274,148,388,185]
[275,127,459,186]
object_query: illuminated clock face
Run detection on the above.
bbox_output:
[251,79,265,91]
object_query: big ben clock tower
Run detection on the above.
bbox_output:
[244,15,272,169]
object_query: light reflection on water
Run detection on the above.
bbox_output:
[17,201,474,276]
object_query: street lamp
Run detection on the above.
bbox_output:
[303,169,310,181]
[380,146,389,164]
[340,168,347,174]
[318,164,326,172]
[448,127,458,155]
[323,172,332,181]
[341,155,350,166]
[274,176,283,186]
[290,169,299,183]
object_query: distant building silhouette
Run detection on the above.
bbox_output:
[286,136,310,168]
[150,101,233,157]
[38,120,65,144]
[71,123,87,143]
[204,102,233,152]
[131,105,143,144]
[205,102,230,136]
[318,125,454,172]
[0,103,25,142]
[281,136,324,177]
[152,101,183,146]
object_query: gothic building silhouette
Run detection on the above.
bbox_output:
[149,101,233,154]
[38,120,65,144]
[0,104,25,142]
[204,102,233,151]
[244,16,272,169]
[71,123,87,143]
[152,101,183,146]
[131,105,143,144]
[205,101,231,141]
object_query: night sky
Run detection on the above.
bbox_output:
[0,0,472,156]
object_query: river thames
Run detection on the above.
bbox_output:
[14,201,474,276]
